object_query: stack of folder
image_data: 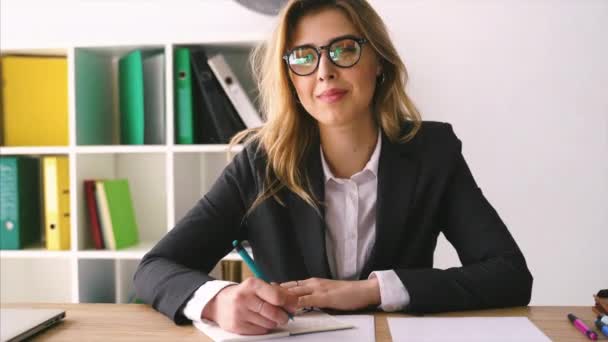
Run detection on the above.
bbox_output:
[0,156,70,250]
[1,55,69,146]
[173,47,264,144]
[83,179,139,250]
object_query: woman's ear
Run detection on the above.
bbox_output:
[376,58,383,77]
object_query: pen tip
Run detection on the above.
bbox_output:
[232,240,239,247]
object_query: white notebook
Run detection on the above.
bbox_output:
[194,309,355,342]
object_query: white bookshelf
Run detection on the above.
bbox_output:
[0,42,257,304]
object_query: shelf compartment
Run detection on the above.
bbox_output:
[1,258,73,302]
[172,152,229,225]
[75,153,167,251]
[78,259,139,303]
[75,45,167,146]
[172,44,259,145]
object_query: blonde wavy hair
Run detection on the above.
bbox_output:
[231,0,422,214]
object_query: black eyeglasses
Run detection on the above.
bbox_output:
[282,35,368,76]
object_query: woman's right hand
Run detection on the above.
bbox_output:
[202,277,298,335]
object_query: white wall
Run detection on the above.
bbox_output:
[2,0,606,305]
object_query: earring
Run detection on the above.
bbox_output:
[377,73,386,85]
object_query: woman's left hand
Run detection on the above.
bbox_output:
[279,277,381,311]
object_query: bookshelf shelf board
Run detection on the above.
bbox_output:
[76,241,158,260]
[0,48,68,57]
[0,146,70,155]
[0,249,72,259]
[171,144,244,153]
[75,145,169,154]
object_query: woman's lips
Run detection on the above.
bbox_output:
[317,89,348,103]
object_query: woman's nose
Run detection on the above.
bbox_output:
[316,51,336,81]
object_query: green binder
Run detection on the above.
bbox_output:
[0,156,41,249]
[103,179,139,249]
[174,48,194,144]
[119,50,145,145]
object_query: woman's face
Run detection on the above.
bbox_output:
[287,8,382,129]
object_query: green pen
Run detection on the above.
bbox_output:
[232,240,294,320]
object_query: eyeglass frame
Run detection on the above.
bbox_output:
[282,35,369,76]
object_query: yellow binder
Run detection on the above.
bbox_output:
[43,156,70,250]
[1,55,68,146]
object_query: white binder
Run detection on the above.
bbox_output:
[207,53,264,128]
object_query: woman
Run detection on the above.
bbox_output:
[134,0,533,335]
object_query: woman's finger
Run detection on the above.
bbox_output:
[245,294,290,326]
[254,281,298,313]
[244,301,279,330]
[280,281,298,288]
[287,285,313,296]
[232,320,270,336]
[297,294,326,309]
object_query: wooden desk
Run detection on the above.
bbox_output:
[1,303,599,341]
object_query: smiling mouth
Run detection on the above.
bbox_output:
[317,90,348,104]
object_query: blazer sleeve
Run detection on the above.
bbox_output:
[133,146,257,324]
[397,124,533,313]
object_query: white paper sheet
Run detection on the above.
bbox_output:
[194,310,364,342]
[387,317,551,342]
[272,315,375,342]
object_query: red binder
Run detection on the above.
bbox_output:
[84,180,104,249]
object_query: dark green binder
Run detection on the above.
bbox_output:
[174,48,194,144]
[0,156,42,249]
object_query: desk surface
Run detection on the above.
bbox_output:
[1,303,600,341]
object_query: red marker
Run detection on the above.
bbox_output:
[568,314,598,340]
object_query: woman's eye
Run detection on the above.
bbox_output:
[331,45,356,59]
[292,52,315,65]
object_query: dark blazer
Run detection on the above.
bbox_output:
[134,121,533,325]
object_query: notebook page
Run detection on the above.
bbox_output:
[387,317,551,342]
[194,309,354,342]
[194,320,288,342]
[272,315,374,342]
[285,310,354,335]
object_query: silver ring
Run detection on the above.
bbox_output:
[295,280,300,286]
[256,301,264,313]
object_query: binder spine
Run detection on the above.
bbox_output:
[207,54,263,129]
[43,156,70,250]
[0,157,19,249]
[174,48,194,144]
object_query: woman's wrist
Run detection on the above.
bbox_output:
[201,296,218,321]
[362,277,381,307]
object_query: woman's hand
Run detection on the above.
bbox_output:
[202,277,298,335]
[280,277,381,311]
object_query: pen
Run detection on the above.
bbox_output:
[568,313,598,340]
[596,317,608,337]
[232,240,294,321]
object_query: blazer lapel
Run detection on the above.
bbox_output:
[360,130,419,278]
[288,141,332,279]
